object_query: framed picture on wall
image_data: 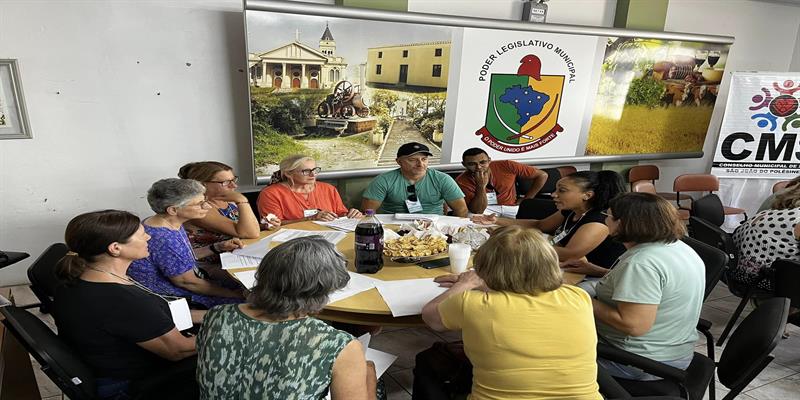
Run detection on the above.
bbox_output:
[0,59,32,139]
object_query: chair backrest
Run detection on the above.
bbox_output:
[632,181,657,194]
[516,198,558,220]
[690,194,725,227]
[26,243,69,310]
[629,165,660,188]
[520,167,561,196]
[688,216,737,263]
[772,180,790,193]
[556,165,577,178]
[772,259,800,309]
[242,190,262,221]
[0,305,96,399]
[717,297,790,391]
[673,173,720,193]
[681,236,729,300]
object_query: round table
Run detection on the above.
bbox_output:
[233,220,584,327]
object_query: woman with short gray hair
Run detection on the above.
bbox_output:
[197,236,380,400]
[129,178,245,308]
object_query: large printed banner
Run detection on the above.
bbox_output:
[712,72,800,178]
[446,28,600,161]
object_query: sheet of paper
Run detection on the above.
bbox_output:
[231,233,278,259]
[233,270,257,289]
[269,229,346,245]
[327,272,380,304]
[220,252,262,270]
[357,334,397,379]
[485,205,520,218]
[374,278,448,317]
[394,213,441,221]
[314,217,361,232]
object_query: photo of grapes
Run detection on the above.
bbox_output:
[586,37,730,155]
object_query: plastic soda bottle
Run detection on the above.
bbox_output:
[354,209,384,273]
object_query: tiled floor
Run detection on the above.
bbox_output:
[6,283,800,399]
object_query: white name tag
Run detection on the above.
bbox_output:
[405,199,423,213]
[486,191,499,206]
[168,298,193,331]
[551,229,567,245]
[303,209,319,218]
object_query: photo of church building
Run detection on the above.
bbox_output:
[248,23,347,90]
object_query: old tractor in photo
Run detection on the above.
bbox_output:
[317,80,370,119]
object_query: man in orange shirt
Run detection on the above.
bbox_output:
[455,148,548,214]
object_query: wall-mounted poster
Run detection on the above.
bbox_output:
[711,72,800,179]
[247,11,455,177]
[585,38,730,155]
[443,28,600,162]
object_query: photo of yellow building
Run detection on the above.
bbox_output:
[366,41,450,89]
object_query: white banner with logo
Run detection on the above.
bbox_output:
[711,72,800,178]
[443,28,600,163]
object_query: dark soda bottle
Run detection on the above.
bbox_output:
[354,209,384,273]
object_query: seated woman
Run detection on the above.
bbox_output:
[257,155,362,224]
[593,193,704,381]
[473,170,627,274]
[419,225,601,399]
[732,183,800,291]
[129,178,245,308]
[197,236,380,400]
[177,161,267,255]
[53,210,198,399]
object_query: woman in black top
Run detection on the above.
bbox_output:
[473,170,627,274]
[52,210,199,399]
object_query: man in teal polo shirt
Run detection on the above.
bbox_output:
[362,142,468,217]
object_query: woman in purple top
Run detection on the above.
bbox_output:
[129,178,244,308]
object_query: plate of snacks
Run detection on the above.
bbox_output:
[384,234,448,263]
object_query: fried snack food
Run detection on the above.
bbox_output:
[383,235,448,258]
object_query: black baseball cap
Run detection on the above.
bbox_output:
[397,142,433,158]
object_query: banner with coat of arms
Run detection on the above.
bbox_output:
[444,28,601,162]
[711,72,800,178]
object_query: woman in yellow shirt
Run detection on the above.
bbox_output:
[420,226,602,400]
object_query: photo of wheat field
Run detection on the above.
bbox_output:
[585,37,730,155]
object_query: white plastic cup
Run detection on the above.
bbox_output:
[448,243,472,274]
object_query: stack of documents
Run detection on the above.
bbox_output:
[313,217,361,232]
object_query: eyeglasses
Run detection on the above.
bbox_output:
[182,199,213,209]
[406,185,418,202]
[299,167,322,176]
[207,176,239,187]
[600,210,611,218]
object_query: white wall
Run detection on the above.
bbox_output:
[792,20,800,71]
[653,0,800,226]
[0,0,252,285]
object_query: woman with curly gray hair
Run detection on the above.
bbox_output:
[128,178,245,308]
[196,236,380,400]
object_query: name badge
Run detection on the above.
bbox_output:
[405,199,423,213]
[551,229,567,245]
[486,191,499,206]
[167,298,193,331]
[303,209,319,218]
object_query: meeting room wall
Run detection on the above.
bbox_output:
[652,0,800,226]
[0,0,259,286]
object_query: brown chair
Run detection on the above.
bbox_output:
[772,180,790,193]
[556,165,577,178]
[673,174,747,220]
[628,165,691,202]
[633,181,689,220]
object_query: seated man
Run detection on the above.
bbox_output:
[456,147,548,213]
[362,142,468,217]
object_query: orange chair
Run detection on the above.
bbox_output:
[633,181,689,220]
[628,165,691,202]
[772,180,790,193]
[673,174,747,219]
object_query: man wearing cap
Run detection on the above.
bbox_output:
[456,147,549,214]
[362,142,468,217]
